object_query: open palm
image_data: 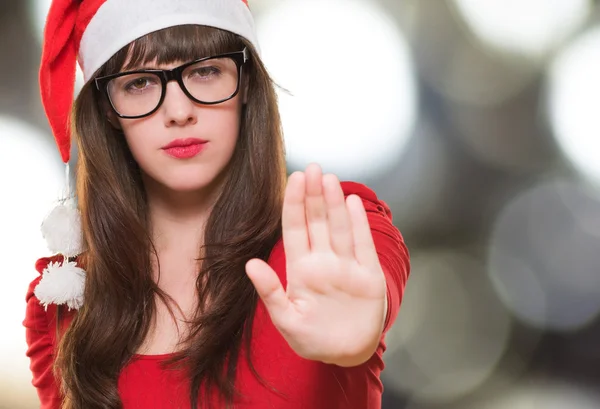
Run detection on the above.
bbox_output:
[245,164,387,365]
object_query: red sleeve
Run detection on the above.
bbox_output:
[341,181,410,334]
[23,255,64,409]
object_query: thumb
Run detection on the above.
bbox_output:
[245,258,290,324]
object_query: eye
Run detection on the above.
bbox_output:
[130,78,149,89]
[125,77,151,91]
[122,76,159,93]
[190,66,221,78]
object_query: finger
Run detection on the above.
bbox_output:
[305,163,330,252]
[245,258,291,324]
[323,174,354,258]
[282,172,310,262]
[346,195,379,268]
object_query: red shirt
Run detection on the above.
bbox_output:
[24,182,410,409]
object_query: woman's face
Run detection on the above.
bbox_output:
[113,58,243,194]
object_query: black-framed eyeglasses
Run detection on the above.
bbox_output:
[95,47,249,119]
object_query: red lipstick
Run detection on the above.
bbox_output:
[162,138,208,159]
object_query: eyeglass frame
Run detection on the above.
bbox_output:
[94,47,250,119]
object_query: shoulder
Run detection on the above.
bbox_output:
[25,255,66,322]
[25,254,80,331]
[24,256,63,354]
[340,181,393,220]
[339,180,379,201]
[24,255,70,406]
[28,254,86,312]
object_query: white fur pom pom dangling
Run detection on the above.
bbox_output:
[36,164,87,309]
[41,201,83,258]
[34,260,86,310]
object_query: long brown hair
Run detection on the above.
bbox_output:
[55,25,286,409]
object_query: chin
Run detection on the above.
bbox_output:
[164,178,216,193]
[142,165,226,195]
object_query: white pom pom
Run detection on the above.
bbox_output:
[41,203,83,257]
[34,260,86,310]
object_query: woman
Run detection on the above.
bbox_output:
[24,0,410,408]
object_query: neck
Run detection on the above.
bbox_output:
[143,175,221,255]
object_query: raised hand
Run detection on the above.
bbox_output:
[245,164,387,367]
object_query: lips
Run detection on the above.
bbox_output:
[162,138,208,149]
[162,138,208,159]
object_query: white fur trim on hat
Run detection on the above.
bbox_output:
[79,0,259,81]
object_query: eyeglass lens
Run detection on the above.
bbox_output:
[106,57,239,117]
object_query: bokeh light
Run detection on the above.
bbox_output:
[384,250,512,404]
[546,26,600,186]
[451,0,591,59]
[256,0,418,181]
[488,179,600,331]
[371,118,455,238]
[482,382,600,409]
[404,379,600,409]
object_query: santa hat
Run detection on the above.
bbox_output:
[35,0,259,310]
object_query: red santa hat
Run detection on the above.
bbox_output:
[35,0,259,310]
[41,0,257,164]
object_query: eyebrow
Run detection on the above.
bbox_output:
[120,63,160,72]
[121,59,192,73]
[120,56,163,72]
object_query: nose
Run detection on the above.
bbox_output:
[162,81,198,127]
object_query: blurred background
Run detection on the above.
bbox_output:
[1,0,600,407]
